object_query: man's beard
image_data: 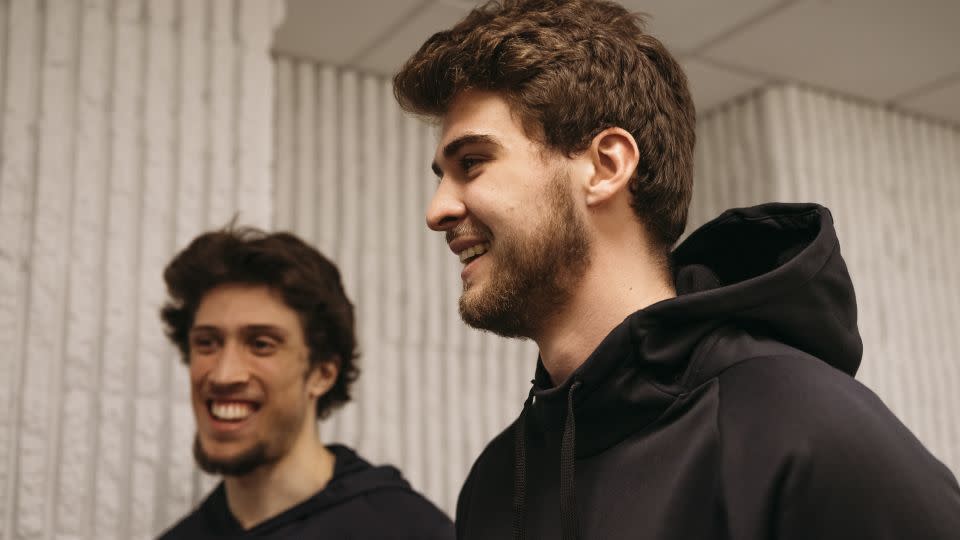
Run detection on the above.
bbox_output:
[459,171,590,338]
[191,393,307,477]
[193,436,276,477]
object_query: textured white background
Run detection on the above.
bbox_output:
[1,2,958,538]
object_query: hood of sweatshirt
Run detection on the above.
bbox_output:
[513,203,863,540]
[527,202,863,457]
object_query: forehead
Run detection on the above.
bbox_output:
[193,283,299,329]
[436,90,529,156]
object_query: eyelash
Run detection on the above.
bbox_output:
[189,335,278,355]
[191,336,219,352]
[460,156,484,172]
[250,337,278,355]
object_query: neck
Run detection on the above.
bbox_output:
[223,426,335,530]
[533,242,675,386]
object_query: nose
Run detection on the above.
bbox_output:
[426,177,466,231]
[208,341,249,386]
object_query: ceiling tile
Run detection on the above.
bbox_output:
[618,0,784,53]
[899,76,960,126]
[356,3,470,75]
[353,3,472,75]
[682,58,766,113]
[273,0,423,65]
[703,0,960,102]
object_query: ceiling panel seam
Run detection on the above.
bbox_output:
[346,0,435,67]
[686,54,776,85]
[891,71,960,104]
[688,0,798,56]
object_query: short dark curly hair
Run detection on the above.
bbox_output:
[393,0,696,254]
[160,227,359,419]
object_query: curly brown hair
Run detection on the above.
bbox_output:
[160,227,359,419]
[393,0,696,253]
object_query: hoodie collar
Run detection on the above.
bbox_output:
[526,203,862,457]
[203,445,411,534]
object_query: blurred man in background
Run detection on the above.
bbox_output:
[394,0,960,538]
[156,227,453,539]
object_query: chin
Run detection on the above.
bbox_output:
[193,435,271,476]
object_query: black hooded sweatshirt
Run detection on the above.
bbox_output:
[158,445,454,539]
[455,203,960,540]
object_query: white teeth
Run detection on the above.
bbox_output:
[458,243,490,263]
[210,402,254,421]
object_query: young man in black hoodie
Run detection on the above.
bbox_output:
[156,228,454,539]
[393,0,960,538]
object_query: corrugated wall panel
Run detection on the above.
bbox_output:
[335,70,361,447]
[293,61,316,241]
[689,93,773,228]
[234,0,277,228]
[0,0,41,537]
[316,66,340,256]
[694,84,960,478]
[95,1,145,536]
[168,0,209,524]
[379,80,404,470]
[206,0,236,228]
[399,113,427,491]
[0,1,281,538]
[56,0,109,536]
[133,2,177,537]
[19,1,79,537]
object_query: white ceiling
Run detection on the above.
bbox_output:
[274,0,960,125]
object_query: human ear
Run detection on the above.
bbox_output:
[584,127,639,207]
[307,357,339,399]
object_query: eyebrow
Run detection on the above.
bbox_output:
[431,133,502,177]
[189,324,289,339]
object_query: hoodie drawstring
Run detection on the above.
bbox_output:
[512,388,535,540]
[512,381,582,540]
[560,380,582,540]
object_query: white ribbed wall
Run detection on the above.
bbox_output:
[272,57,540,514]
[693,85,960,477]
[0,1,282,539]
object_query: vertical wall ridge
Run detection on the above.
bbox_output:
[134,1,177,537]
[49,0,86,533]
[119,2,149,536]
[0,0,9,179]
[153,0,183,530]
[88,0,118,536]
[0,0,29,536]
[16,0,62,537]
[64,1,112,536]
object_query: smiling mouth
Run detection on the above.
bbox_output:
[459,242,490,265]
[207,400,260,422]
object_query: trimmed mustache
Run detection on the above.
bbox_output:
[446,222,493,244]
